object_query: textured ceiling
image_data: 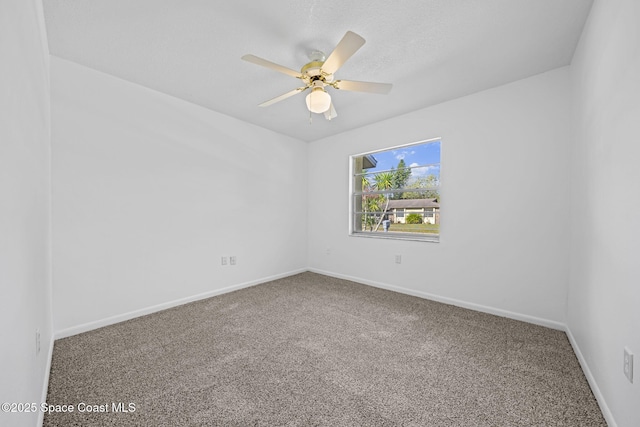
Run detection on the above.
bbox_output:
[43,0,593,142]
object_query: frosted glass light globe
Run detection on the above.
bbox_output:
[305,88,331,113]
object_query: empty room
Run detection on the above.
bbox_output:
[2,0,639,426]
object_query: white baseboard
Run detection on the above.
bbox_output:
[54,268,307,339]
[38,334,55,426]
[308,268,566,331]
[565,327,617,427]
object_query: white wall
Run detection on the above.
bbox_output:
[26,2,639,425]
[568,0,640,426]
[308,68,571,327]
[51,57,308,336]
[0,1,53,426]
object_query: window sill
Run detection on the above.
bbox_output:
[350,232,439,243]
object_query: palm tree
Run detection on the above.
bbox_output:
[374,171,394,190]
[361,172,374,231]
[372,172,394,232]
[361,171,371,189]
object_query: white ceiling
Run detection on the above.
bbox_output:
[43,0,593,142]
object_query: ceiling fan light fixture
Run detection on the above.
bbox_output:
[305,87,331,113]
[242,31,392,120]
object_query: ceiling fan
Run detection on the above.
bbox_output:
[242,31,392,120]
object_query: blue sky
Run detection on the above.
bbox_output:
[367,140,440,181]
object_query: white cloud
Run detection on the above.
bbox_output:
[409,162,437,177]
[395,150,415,161]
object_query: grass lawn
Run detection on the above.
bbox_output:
[376,223,439,234]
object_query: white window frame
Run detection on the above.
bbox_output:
[349,138,441,243]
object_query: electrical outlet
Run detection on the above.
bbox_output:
[624,347,634,383]
[35,329,41,355]
[221,256,228,266]
[230,256,236,265]
[395,254,402,264]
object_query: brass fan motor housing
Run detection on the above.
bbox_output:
[300,61,334,84]
[300,60,324,74]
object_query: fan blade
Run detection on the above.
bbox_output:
[324,103,337,120]
[258,87,308,107]
[321,31,366,75]
[241,54,302,79]
[334,79,392,94]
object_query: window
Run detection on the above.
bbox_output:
[350,138,441,242]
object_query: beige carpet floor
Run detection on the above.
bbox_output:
[45,272,606,426]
